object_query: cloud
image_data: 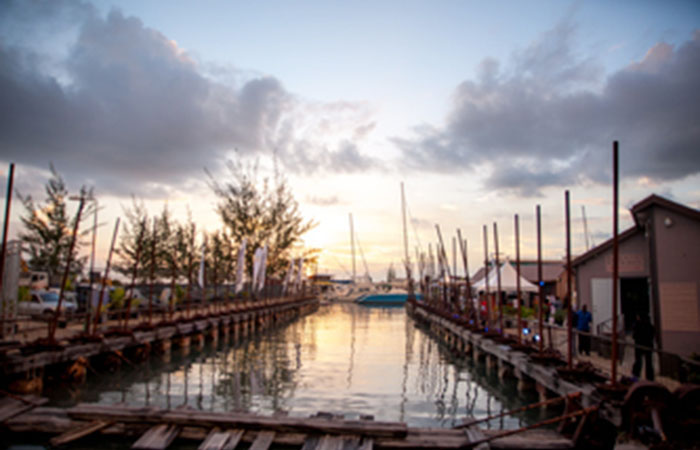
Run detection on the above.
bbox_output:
[0,2,377,197]
[396,23,700,196]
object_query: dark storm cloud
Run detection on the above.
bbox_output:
[396,24,700,196]
[0,1,375,197]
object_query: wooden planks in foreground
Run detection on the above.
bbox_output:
[2,400,575,449]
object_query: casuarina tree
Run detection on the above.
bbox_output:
[18,165,93,286]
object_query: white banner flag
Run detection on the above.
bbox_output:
[282,259,294,295]
[295,258,303,292]
[256,245,268,292]
[234,238,247,294]
[252,246,263,293]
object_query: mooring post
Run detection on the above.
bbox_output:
[493,222,503,334]
[482,225,490,330]
[612,141,619,385]
[0,163,15,339]
[565,190,573,369]
[536,205,543,353]
[50,196,85,342]
[93,218,120,336]
[515,214,522,345]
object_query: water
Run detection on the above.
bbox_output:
[44,303,557,429]
[6,303,563,449]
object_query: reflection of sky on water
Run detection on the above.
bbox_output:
[49,303,560,428]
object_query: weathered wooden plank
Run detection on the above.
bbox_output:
[301,435,320,450]
[248,431,275,450]
[198,428,244,450]
[0,395,47,423]
[67,403,408,438]
[49,419,113,446]
[357,438,373,450]
[316,435,343,450]
[132,423,180,450]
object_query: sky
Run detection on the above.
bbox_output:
[1,0,699,281]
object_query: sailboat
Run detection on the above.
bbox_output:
[356,183,421,306]
[330,214,377,302]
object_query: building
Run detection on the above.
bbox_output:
[572,194,700,359]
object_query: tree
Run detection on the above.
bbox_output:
[18,165,93,286]
[114,198,149,285]
[209,160,315,278]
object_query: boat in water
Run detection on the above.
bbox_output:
[356,290,421,305]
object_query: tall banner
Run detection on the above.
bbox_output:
[282,259,294,295]
[252,247,263,293]
[256,245,268,292]
[295,258,303,292]
[234,238,247,294]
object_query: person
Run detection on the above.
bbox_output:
[577,304,592,356]
[632,314,655,380]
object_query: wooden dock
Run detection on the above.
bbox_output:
[1,296,319,391]
[1,396,577,449]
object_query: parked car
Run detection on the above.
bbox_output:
[17,290,77,320]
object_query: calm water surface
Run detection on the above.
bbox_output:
[46,303,557,429]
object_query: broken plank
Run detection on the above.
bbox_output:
[198,428,244,450]
[49,420,113,446]
[0,396,48,423]
[301,435,320,450]
[357,438,373,450]
[317,435,343,450]
[132,423,180,450]
[248,431,275,450]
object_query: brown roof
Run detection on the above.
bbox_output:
[471,260,563,284]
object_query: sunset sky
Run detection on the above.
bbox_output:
[1,0,699,281]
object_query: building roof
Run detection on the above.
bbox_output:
[571,226,640,267]
[631,194,700,225]
[572,194,700,267]
[471,259,563,284]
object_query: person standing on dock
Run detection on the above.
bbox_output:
[577,304,592,356]
[632,313,655,380]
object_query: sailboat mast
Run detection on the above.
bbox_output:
[349,213,356,283]
[401,182,410,271]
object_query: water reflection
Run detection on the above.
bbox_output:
[48,303,559,428]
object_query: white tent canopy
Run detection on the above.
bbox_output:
[471,260,538,293]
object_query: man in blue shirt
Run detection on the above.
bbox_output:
[577,304,592,355]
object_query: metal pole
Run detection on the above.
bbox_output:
[0,163,15,338]
[435,225,451,308]
[49,197,85,342]
[401,183,414,298]
[515,214,522,345]
[536,205,543,353]
[493,222,503,334]
[457,229,471,318]
[148,217,156,325]
[93,218,120,336]
[349,213,356,283]
[483,225,490,330]
[85,198,97,333]
[612,141,619,385]
[566,190,573,369]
